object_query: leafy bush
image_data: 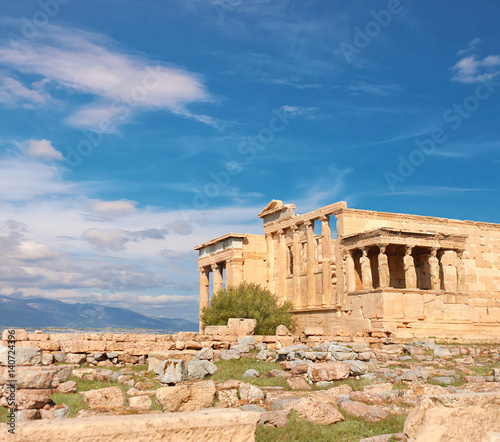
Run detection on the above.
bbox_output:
[201,281,296,335]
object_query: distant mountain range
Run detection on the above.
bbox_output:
[0,295,197,332]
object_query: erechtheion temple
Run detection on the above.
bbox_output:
[196,200,500,339]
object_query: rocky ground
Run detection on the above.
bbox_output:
[3,332,499,441]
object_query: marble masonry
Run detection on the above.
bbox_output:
[196,200,500,339]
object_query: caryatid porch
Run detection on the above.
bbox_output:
[340,228,468,293]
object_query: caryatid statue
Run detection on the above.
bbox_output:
[403,246,417,289]
[360,247,373,290]
[429,248,440,290]
[378,245,390,288]
[455,250,465,291]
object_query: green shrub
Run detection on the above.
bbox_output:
[201,281,296,335]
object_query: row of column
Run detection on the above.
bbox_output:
[348,245,465,292]
[268,215,334,309]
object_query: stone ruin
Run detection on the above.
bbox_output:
[1,323,500,440]
[196,200,500,339]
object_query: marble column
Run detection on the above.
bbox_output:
[403,246,417,289]
[305,220,316,306]
[212,263,223,296]
[278,229,288,303]
[265,233,275,293]
[291,225,301,308]
[360,247,373,290]
[199,266,210,332]
[320,215,332,306]
[378,244,390,288]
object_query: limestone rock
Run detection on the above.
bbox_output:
[159,359,187,384]
[307,362,350,382]
[244,369,260,378]
[156,381,215,412]
[16,388,53,410]
[42,353,54,365]
[16,409,40,421]
[238,336,256,347]
[129,395,152,410]
[0,347,42,366]
[2,329,28,341]
[287,376,311,390]
[217,389,239,407]
[302,327,324,336]
[293,397,345,425]
[218,350,241,361]
[349,391,384,406]
[405,392,500,441]
[341,401,388,423]
[346,360,368,375]
[239,383,265,403]
[434,346,452,358]
[196,347,214,360]
[187,360,217,380]
[256,349,274,361]
[53,404,71,419]
[258,410,289,427]
[81,386,125,409]
[57,381,77,394]
[66,353,86,365]
[0,366,61,389]
[276,325,292,336]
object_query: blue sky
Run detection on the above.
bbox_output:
[0,1,499,323]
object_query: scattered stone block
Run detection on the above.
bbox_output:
[341,401,388,423]
[156,381,215,412]
[303,327,324,336]
[57,381,77,394]
[258,410,289,427]
[0,347,42,366]
[307,362,350,382]
[159,359,187,384]
[129,395,152,410]
[287,376,311,390]
[219,350,241,361]
[239,383,265,403]
[293,397,345,425]
[405,392,500,441]
[81,386,125,409]
[244,369,260,378]
[217,389,239,407]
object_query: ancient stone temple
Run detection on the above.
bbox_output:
[195,200,500,339]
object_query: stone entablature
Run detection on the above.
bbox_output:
[196,200,500,339]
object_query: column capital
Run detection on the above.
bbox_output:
[277,229,285,236]
[198,266,209,273]
[319,214,330,222]
[211,263,221,271]
[305,219,314,228]
[291,224,299,232]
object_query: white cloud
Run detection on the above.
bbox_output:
[0,24,213,130]
[452,54,500,83]
[279,105,317,117]
[91,200,138,217]
[0,77,49,106]
[26,139,63,161]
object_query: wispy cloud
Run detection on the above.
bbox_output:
[0,76,49,106]
[346,82,403,96]
[0,24,214,130]
[26,139,63,161]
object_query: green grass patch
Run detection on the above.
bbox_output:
[256,410,406,442]
[392,383,408,390]
[469,361,500,376]
[51,392,89,418]
[325,377,372,392]
[207,358,289,388]
[0,406,9,423]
